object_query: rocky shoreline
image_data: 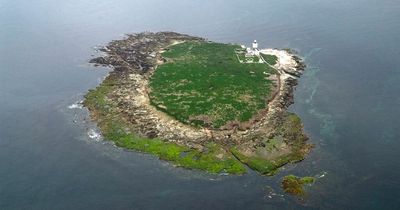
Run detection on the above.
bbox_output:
[84,32,312,175]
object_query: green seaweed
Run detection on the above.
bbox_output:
[281,175,315,196]
[231,148,304,175]
[230,113,310,175]
[84,76,246,174]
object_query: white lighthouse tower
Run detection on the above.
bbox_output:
[252,40,258,50]
[252,40,259,56]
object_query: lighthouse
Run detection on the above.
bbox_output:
[252,40,258,50]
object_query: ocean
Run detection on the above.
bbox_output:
[1,0,400,209]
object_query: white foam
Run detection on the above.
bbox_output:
[317,171,328,178]
[87,129,102,141]
[68,101,83,109]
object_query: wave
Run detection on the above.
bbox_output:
[87,129,102,141]
[68,100,83,109]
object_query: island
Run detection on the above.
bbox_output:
[84,32,312,175]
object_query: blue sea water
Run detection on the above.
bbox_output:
[1,0,400,209]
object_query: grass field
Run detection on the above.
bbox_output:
[260,53,278,66]
[149,41,276,128]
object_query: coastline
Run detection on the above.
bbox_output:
[84,32,312,175]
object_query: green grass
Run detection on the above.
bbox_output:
[252,56,260,63]
[236,52,246,62]
[149,41,276,128]
[261,53,278,66]
[84,76,246,174]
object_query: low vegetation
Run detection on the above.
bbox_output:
[149,41,276,128]
[84,76,246,174]
[231,146,304,176]
[281,175,315,196]
[231,148,286,175]
[261,53,278,66]
[231,113,310,175]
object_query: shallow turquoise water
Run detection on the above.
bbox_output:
[1,0,400,209]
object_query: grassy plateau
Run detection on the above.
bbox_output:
[149,41,276,128]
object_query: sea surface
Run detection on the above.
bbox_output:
[1,0,400,209]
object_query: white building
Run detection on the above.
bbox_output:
[241,40,261,58]
[252,40,258,50]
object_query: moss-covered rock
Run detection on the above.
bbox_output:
[230,112,312,175]
[281,175,315,196]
